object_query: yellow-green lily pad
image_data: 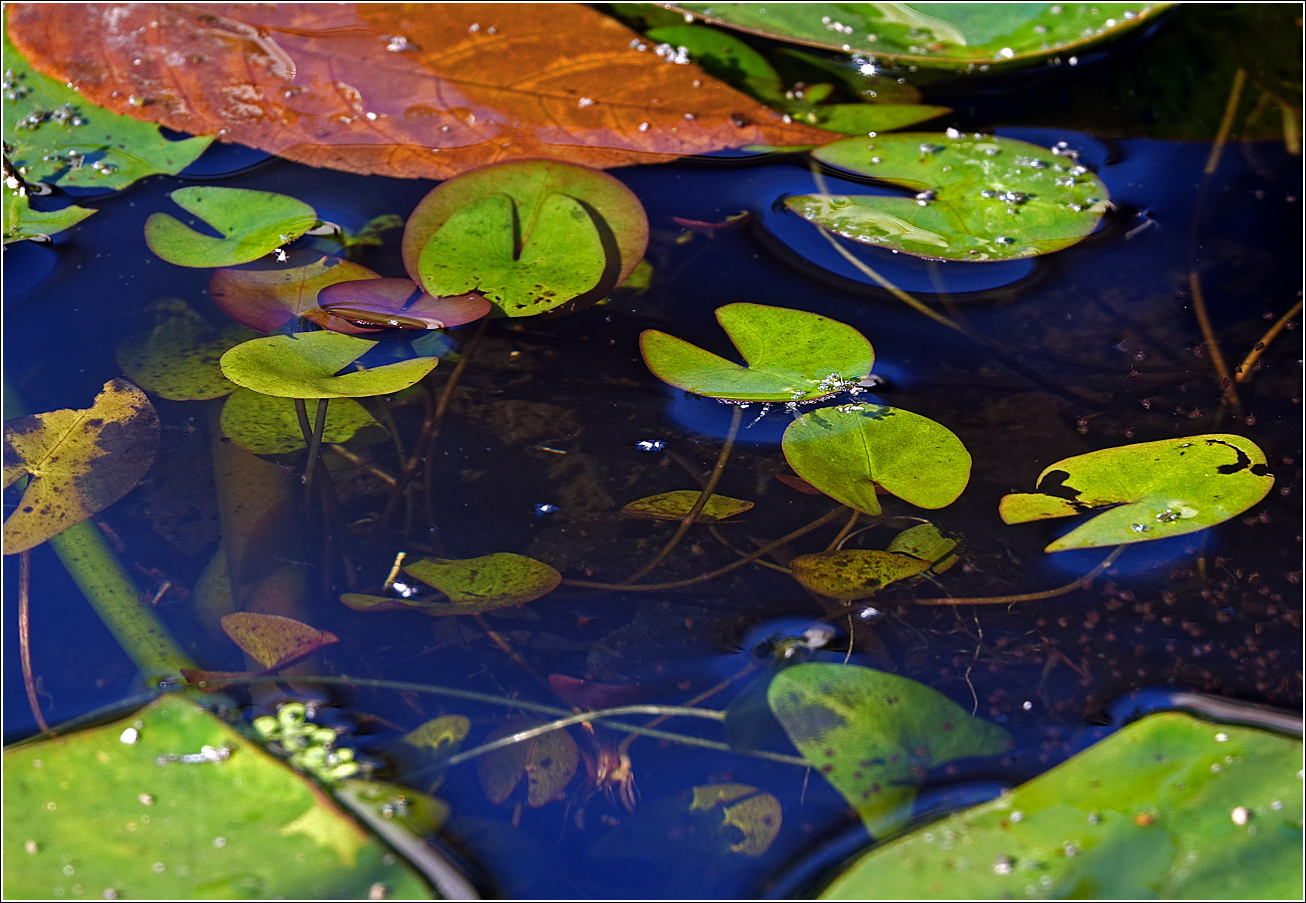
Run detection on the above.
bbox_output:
[402,553,563,614]
[145,186,317,268]
[622,490,754,522]
[790,549,931,600]
[219,332,438,400]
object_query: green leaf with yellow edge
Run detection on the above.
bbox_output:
[623,490,754,522]
[402,553,563,614]
[1,694,433,899]
[641,303,875,402]
[768,663,1011,838]
[220,388,385,455]
[999,434,1274,552]
[886,522,959,573]
[782,403,970,516]
[116,299,255,401]
[145,186,317,268]
[3,174,94,243]
[3,379,158,554]
[790,549,931,600]
[477,716,579,808]
[220,331,439,400]
[819,712,1303,899]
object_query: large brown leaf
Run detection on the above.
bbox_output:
[7,3,836,180]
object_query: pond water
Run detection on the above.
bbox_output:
[3,5,1302,899]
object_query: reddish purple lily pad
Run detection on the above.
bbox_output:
[317,278,490,330]
[209,251,379,334]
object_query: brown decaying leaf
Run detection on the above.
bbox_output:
[219,611,339,669]
[7,3,836,180]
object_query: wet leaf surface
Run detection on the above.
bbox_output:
[2,30,212,190]
[1,695,432,899]
[768,663,1012,837]
[317,278,490,331]
[5,3,835,181]
[821,712,1303,899]
[210,252,385,335]
[403,553,563,613]
[220,388,385,456]
[3,379,159,554]
[116,299,253,401]
[622,490,754,522]
[999,434,1275,551]
[477,716,579,808]
[2,178,94,243]
[670,3,1170,70]
[641,303,875,402]
[220,612,339,670]
[790,549,931,600]
[782,404,971,516]
[219,331,439,399]
[788,132,1110,261]
[144,187,318,268]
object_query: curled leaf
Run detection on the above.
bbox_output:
[317,278,490,331]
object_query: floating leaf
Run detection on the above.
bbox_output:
[622,490,754,522]
[116,299,253,401]
[317,278,490,331]
[768,663,1012,837]
[787,132,1110,261]
[689,784,783,857]
[403,553,563,614]
[477,717,579,808]
[886,522,959,572]
[641,303,875,402]
[403,160,649,298]
[3,379,158,554]
[220,612,339,670]
[209,252,385,335]
[790,549,931,600]
[820,712,1303,899]
[999,434,1275,552]
[220,388,385,456]
[2,30,212,191]
[671,3,1170,71]
[782,404,971,516]
[219,332,439,400]
[6,3,834,181]
[1,695,432,899]
[145,186,318,268]
[2,175,94,243]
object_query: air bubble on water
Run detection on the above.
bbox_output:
[534,503,559,515]
[1130,523,1152,533]
[993,855,1014,875]
[635,440,665,452]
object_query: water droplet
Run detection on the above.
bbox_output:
[993,855,1014,875]
[1130,523,1152,533]
[1231,806,1251,825]
[635,440,666,452]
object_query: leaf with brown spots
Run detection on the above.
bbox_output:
[3,379,159,554]
[5,3,836,181]
[219,611,339,669]
[476,716,579,808]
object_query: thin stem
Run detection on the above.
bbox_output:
[564,505,848,592]
[328,444,396,486]
[1235,299,1302,384]
[621,404,743,584]
[19,550,50,733]
[472,612,552,692]
[825,506,863,552]
[1205,68,1246,175]
[1188,270,1241,415]
[1281,100,1300,155]
[905,544,1124,605]
[706,525,791,574]
[302,398,329,498]
[618,662,759,759]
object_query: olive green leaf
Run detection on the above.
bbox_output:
[145,186,317,268]
[999,434,1275,552]
[116,299,254,401]
[788,132,1110,261]
[820,712,1303,899]
[886,522,959,573]
[768,663,1011,838]
[219,331,438,399]
[641,303,875,402]
[388,715,472,794]
[2,32,212,191]
[220,612,340,670]
[477,716,579,807]
[3,379,158,554]
[1,695,432,899]
[417,192,607,317]
[402,553,563,614]
[782,404,971,516]
[220,388,385,455]
[688,784,783,857]
[3,174,94,243]
[623,490,754,522]
[789,549,931,600]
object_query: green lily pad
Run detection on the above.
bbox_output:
[219,332,439,400]
[622,490,754,522]
[3,379,159,554]
[886,522,959,572]
[790,549,931,600]
[477,716,579,808]
[768,663,1012,837]
[210,253,385,335]
[116,299,254,401]
[401,553,563,614]
[416,192,607,318]
[145,187,318,268]
[803,103,950,135]
[782,404,971,516]
[403,159,648,297]
[220,388,385,455]
[819,711,1303,899]
[789,132,1110,261]
[3,174,94,243]
[2,31,212,191]
[670,4,1170,71]
[641,303,875,402]
[1,694,432,899]
[998,434,1275,552]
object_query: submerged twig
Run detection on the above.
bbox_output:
[18,550,50,733]
[1235,299,1303,384]
[904,544,1124,605]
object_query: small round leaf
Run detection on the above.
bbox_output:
[402,553,562,613]
[144,186,317,268]
[790,549,931,600]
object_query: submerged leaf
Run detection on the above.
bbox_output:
[790,549,930,600]
[622,490,754,522]
[768,663,1011,837]
[219,332,438,399]
[116,299,253,401]
[210,253,384,335]
[144,186,318,268]
[220,612,339,670]
[999,434,1275,551]
[688,784,783,857]
[886,522,959,573]
[220,389,385,455]
[403,553,562,613]
[782,404,971,515]
[477,717,579,808]
[3,379,158,554]
[641,303,875,402]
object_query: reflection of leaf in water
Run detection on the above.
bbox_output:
[477,717,579,808]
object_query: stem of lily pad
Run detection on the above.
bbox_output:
[903,544,1124,605]
[18,550,50,734]
[304,398,330,498]
[620,404,743,585]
